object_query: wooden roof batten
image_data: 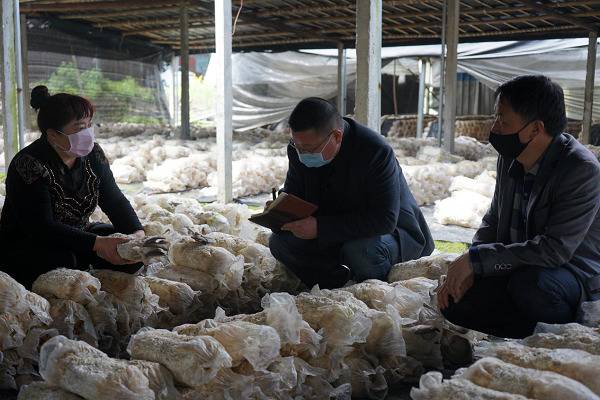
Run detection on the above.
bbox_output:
[18,0,600,53]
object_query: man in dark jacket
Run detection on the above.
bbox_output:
[269,97,434,289]
[439,75,600,338]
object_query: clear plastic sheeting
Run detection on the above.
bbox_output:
[388,253,460,282]
[180,357,351,400]
[216,39,600,130]
[0,272,55,390]
[32,269,102,306]
[89,270,163,356]
[167,238,245,295]
[127,328,232,387]
[91,270,162,329]
[294,290,373,349]
[0,273,50,323]
[116,236,170,264]
[456,356,600,400]
[48,299,98,348]
[142,277,200,319]
[39,335,156,400]
[411,371,530,400]
[523,323,600,355]
[341,279,424,322]
[580,300,600,327]
[174,319,281,371]
[458,48,600,121]
[402,322,444,370]
[212,296,323,362]
[17,381,84,400]
[485,341,600,396]
[204,51,356,131]
[128,360,182,400]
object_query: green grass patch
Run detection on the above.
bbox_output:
[435,240,468,254]
[246,204,264,213]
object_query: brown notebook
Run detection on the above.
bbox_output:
[249,193,318,230]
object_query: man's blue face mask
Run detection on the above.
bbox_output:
[291,133,334,168]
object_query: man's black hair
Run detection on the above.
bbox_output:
[288,97,343,136]
[495,75,567,137]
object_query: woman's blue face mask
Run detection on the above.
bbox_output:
[291,133,334,168]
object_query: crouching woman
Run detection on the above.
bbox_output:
[0,86,144,288]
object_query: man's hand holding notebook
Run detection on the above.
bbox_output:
[249,192,318,231]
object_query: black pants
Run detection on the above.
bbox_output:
[269,231,400,289]
[2,223,142,289]
[441,265,581,338]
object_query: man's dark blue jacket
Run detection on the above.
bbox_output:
[283,117,434,261]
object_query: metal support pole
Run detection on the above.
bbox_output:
[1,0,19,166]
[442,0,459,154]
[20,13,30,130]
[14,0,25,149]
[437,0,447,146]
[337,42,347,116]
[355,0,382,133]
[392,59,398,115]
[581,31,597,145]
[171,55,178,126]
[417,58,426,138]
[215,0,233,203]
[424,58,432,117]
[179,2,190,139]
[473,80,480,115]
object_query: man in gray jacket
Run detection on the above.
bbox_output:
[438,75,600,338]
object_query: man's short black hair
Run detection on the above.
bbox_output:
[495,75,567,137]
[288,97,343,136]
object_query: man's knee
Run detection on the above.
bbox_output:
[268,231,323,270]
[440,302,461,325]
[339,236,393,281]
[268,231,303,260]
[441,297,476,329]
[268,232,286,259]
[268,232,326,287]
[507,266,579,323]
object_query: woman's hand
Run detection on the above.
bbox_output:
[132,229,145,239]
[93,236,134,265]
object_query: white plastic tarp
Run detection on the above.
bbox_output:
[306,38,600,120]
[302,38,591,59]
[198,38,599,130]
[204,51,356,130]
[457,47,600,120]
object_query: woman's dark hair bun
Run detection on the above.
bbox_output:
[30,85,50,110]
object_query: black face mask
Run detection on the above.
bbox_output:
[488,121,534,159]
